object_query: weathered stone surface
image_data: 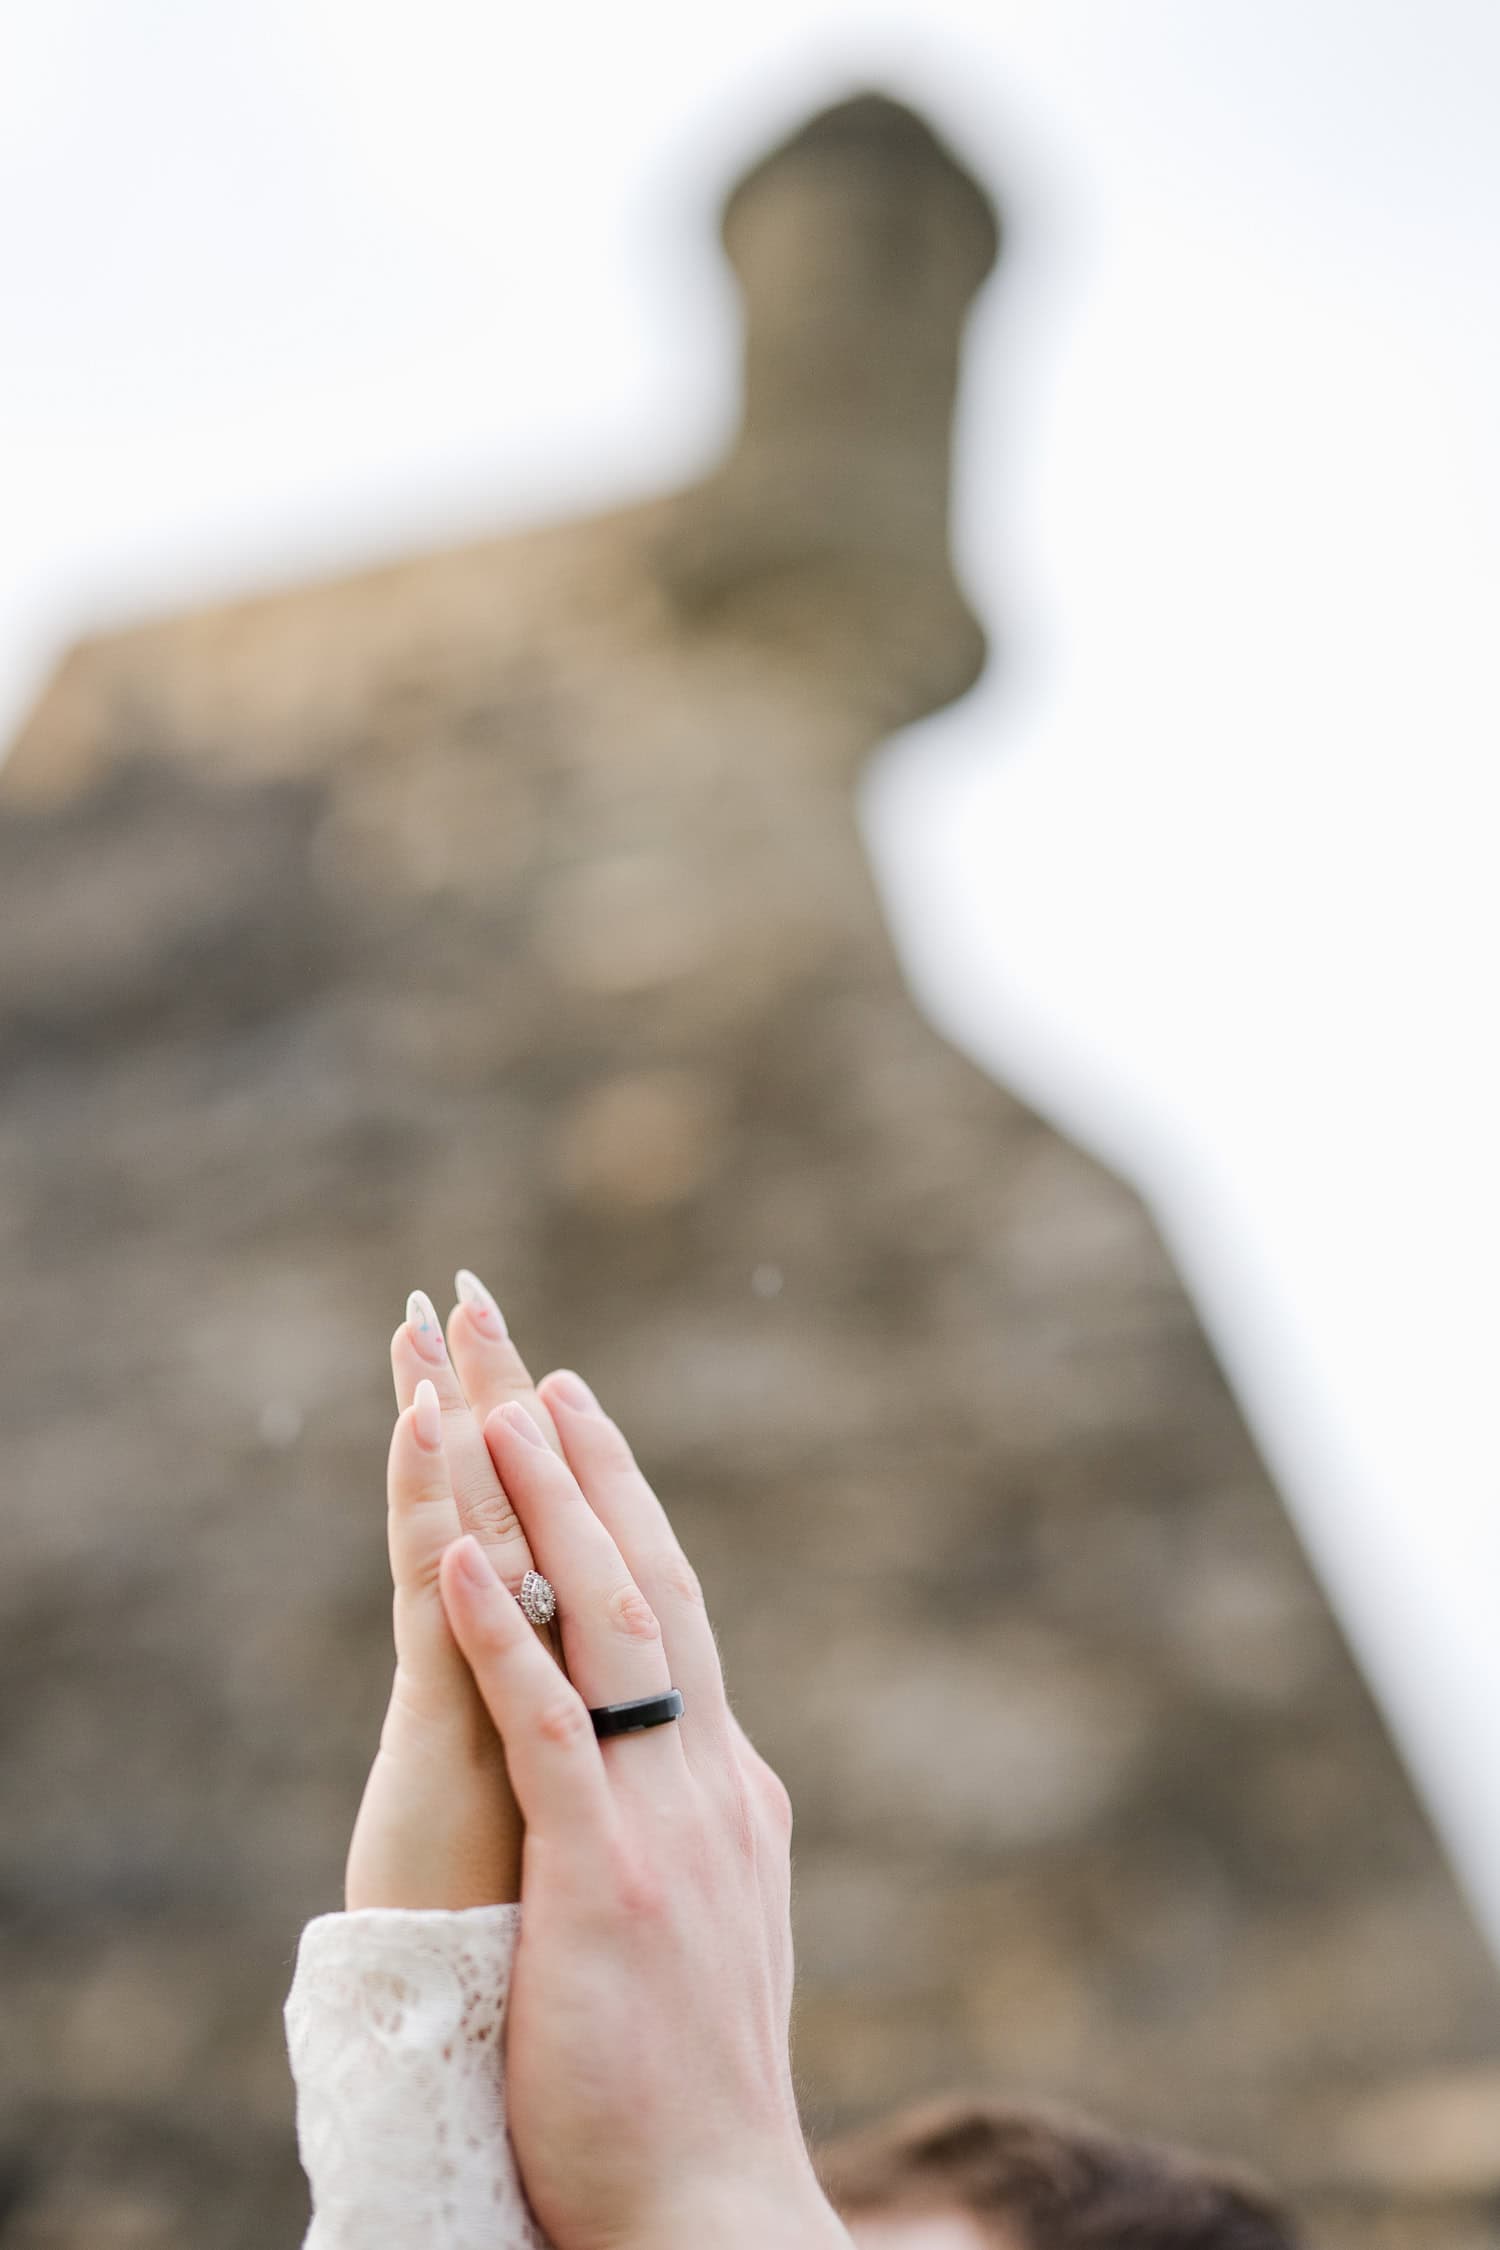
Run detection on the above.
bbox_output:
[2,93,1496,2247]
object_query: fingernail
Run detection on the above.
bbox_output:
[455,1267,507,1338]
[406,1289,447,1365]
[499,1400,547,1448]
[452,1534,497,1591]
[412,1378,443,1451]
[548,1369,600,1416]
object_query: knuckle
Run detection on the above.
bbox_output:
[390,1534,445,1599]
[659,1548,705,1611]
[605,1581,662,1644]
[611,1847,668,1924]
[535,1688,592,1749]
[734,1729,794,1835]
[460,1488,523,1548]
[758,1766,795,1838]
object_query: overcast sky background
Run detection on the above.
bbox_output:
[3,2,1498,1943]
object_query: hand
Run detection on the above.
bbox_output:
[437,1369,853,2250]
[344,1271,565,1911]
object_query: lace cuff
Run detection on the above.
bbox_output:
[285,1904,548,2250]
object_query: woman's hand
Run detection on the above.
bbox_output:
[437,1369,853,2250]
[344,1271,565,1911]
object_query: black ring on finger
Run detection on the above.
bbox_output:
[589,1689,685,1738]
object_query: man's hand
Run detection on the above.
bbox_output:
[438,1368,853,2250]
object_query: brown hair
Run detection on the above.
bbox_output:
[816,2094,1302,2249]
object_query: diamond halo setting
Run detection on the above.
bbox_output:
[518,1569,557,1627]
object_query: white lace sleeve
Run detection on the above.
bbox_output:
[285,1904,550,2250]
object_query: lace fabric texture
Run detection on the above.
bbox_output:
[285,1904,549,2250]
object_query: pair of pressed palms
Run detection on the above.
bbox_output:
[339,1266,850,2250]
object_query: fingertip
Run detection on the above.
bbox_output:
[445,1296,495,1366]
[454,1266,508,1338]
[537,1368,600,1417]
[388,1400,419,1468]
[412,1378,443,1452]
[441,1532,502,1603]
[481,1400,537,1467]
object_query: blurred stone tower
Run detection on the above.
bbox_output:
[3,93,1497,2250]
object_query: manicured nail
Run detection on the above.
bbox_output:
[547,1370,600,1416]
[452,1534,497,1591]
[406,1289,446,1365]
[455,1268,507,1338]
[412,1378,443,1451]
[499,1401,547,1448]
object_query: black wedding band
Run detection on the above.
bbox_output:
[589,1689,685,1739]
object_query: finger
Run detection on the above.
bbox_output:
[439,1536,614,1848]
[447,1268,563,1454]
[536,1370,727,1732]
[388,1380,461,1594]
[385,1379,468,1686]
[483,1402,683,1757]
[391,1292,537,1588]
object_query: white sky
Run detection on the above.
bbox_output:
[3,2,1498,1943]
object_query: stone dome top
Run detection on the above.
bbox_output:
[721,89,1001,287]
